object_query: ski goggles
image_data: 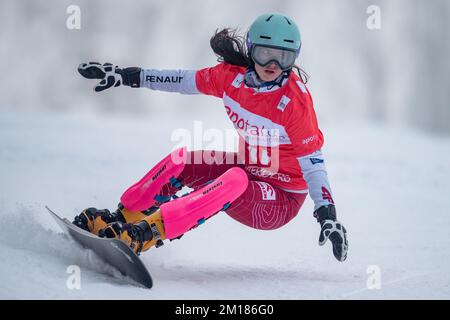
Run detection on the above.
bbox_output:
[251,45,298,71]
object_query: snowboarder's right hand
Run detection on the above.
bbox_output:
[78,62,142,92]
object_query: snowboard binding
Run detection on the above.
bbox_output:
[73,207,125,235]
[99,209,166,255]
[73,203,166,255]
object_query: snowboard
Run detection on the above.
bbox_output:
[46,206,153,289]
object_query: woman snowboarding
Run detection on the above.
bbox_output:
[74,13,348,261]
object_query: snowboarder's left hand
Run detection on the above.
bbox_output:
[314,205,348,262]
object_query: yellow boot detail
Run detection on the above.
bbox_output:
[124,209,166,253]
[139,209,166,252]
[100,209,166,254]
[120,207,149,224]
[78,208,110,236]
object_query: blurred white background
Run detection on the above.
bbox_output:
[1,0,449,134]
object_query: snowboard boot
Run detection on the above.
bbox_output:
[99,208,166,255]
[116,202,154,224]
[72,203,158,236]
[73,207,125,235]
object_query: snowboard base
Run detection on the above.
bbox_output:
[46,206,153,289]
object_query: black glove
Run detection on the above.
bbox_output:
[314,204,348,262]
[77,62,141,92]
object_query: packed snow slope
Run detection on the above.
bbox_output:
[0,110,449,299]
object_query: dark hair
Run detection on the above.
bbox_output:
[210,28,252,68]
[210,28,309,84]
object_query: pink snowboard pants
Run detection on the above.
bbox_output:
[159,150,307,230]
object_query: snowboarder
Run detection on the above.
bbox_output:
[74,13,348,261]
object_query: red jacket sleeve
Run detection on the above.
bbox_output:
[284,94,324,158]
[195,62,237,98]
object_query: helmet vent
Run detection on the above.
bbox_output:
[260,36,272,39]
[284,17,292,25]
[265,15,274,22]
[284,39,294,43]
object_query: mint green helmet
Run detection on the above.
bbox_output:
[247,13,302,54]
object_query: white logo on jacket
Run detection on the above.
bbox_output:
[277,95,291,112]
[246,166,291,183]
[302,135,318,145]
[296,81,307,93]
[232,74,245,88]
[223,93,291,147]
[255,181,276,200]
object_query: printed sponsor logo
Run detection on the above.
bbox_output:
[142,164,166,189]
[224,105,287,146]
[232,74,244,88]
[256,181,276,200]
[225,105,260,135]
[302,135,318,145]
[321,187,334,204]
[202,181,223,196]
[223,94,291,146]
[246,166,291,183]
[151,164,166,181]
[277,95,291,112]
[310,158,324,165]
[225,106,286,144]
[145,75,184,83]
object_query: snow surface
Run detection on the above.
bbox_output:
[1,109,449,299]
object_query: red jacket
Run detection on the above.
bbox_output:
[195,63,324,191]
